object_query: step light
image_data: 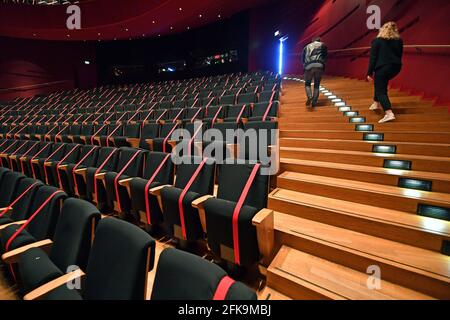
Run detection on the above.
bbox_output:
[335,102,346,107]
[328,95,337,99]
[398,178,432,192]
[339,106,352,112]
[417,204,450,221]
[372,145,396,154]
[324,92,332,96]
[384,159,412,170]
[349,117,366,123]
[364,133,384,141]
[332,98,342,103]
[355,124,374,132]
[344,111,359,117]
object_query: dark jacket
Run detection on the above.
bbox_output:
[367,38,403,75]
[302,41,328,69]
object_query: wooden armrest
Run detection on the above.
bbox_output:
[252,209,274,267]
[58,165,68,171]
[167,140,178,149]
[31,159,39,164]
[44,161,53,167]
[158,120,166,125]
[24,269,86,301]
[95,172,106,180]
[145,139,154,150]
[93,136,101,144]
[2,239,53,264]
[0,153,8,158]
[149,185,171,211]
[74,168,87,175]
[0,207,12,216]
[126,138,140,148]
[0,220,27,231]
[9,155,17,160]
[192,195,215,233]
[226,143,239,159]
[119,178,134,197]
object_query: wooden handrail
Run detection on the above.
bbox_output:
[328,44,450,53]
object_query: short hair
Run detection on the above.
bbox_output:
[312,37,321,42]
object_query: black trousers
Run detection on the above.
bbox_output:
[304,67,324,103]
[374,64,401,111]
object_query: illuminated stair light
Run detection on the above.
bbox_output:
[372,145,396,154]
[332,98,342,103]
[355,124,374,132]
[384,159,412,170]
[328,95,337,99]
[339,106,352,112]
[398,178,432,192]
[335,102,346,107]
[417,204,450,221]
[364,133,384,141]
[344,111,359,117]
[324,92,332,96]
[349,117,366,123]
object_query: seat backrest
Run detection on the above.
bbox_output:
[116,148,145,176]
[83,218,155,300]
[9,178,44,222]
[94,147,119,171]
[26,186,67,241]
[123,124,140,138]
[143,152,174,184]
[78,145,99,167]
[217,162,269,210]
[141,123,160,139]
[50,198,101,272]
[160,123,178,138]
[151,248,257,300]
[174,156,215,195]
[240,121,278,163]
[80,124,94,136]
[0,171,25,207]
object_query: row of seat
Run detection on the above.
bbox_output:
[0,138,272,268]
[0,168,256,300]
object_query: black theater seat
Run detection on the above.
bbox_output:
[151,248,257,300]
[23,218,155,301]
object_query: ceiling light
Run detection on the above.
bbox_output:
[152,21,156,24]
[125,28,129,31]
[198,14,203,18]
[179,7,182,11]
[218,14,221,18]
[84,60,90,65]
[187,27,190,30]
[33,33,36,37]
[97,32,101,36]
[170,26,174,30]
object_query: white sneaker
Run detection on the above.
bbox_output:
[369,102,381,111]
[379,113,396,124]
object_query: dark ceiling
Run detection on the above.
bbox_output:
[0,0,274,41]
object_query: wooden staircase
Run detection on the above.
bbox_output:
[255,76,450,300]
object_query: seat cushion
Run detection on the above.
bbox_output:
[19,247,64,294]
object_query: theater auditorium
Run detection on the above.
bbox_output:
[0,0,449,303]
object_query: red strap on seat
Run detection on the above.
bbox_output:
[0,182,39,218]
[106,125,123,147]
[5,190,63,252]
[94,148,118,203]
[178,158,207,239]
[54,125,69,142]
[190,108,203,123]
[232,163,261,265]
[144,153,171,224]
[114,150,142,212]
[211,106,223,127]
[188,123,203,156]
[262,102,273,121]
[212,276,235,300]
[172,109,185,123]
[43,144,65,184]
[162,124,178,153]
[235,104,247,123]
[155,110,167,123]
[29,144,49,177]
[56,145,80,188]
[91,124,108,145]
[72,147,98,195]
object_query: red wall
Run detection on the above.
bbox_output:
[0,37,97,101]
[283,0,450,106]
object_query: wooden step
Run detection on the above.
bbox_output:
[281,114,450,124]
[268,186,450,251]
[280,130,450,143]
[271,211,450,299]
[275,172,450,213]
[279,158,450,193]
[280,147,450,174]
[278,122,450,132]
[258,285,292,300]
[267,246,434,300]
[280,138,450,157]
[280,105,447,115]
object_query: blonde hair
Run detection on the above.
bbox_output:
[377,22,401,40]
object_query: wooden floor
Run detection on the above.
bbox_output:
[264,76,450,300]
